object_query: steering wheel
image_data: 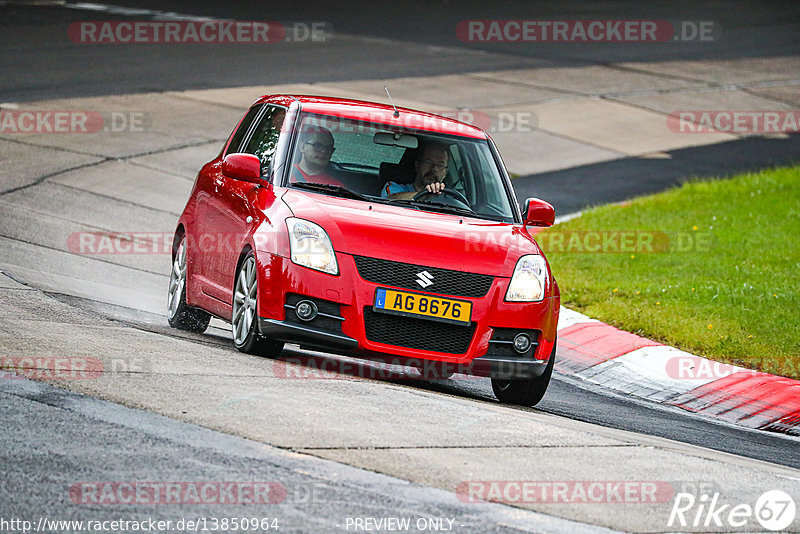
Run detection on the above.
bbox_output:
[412,188,471,209]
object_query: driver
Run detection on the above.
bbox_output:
[381,142,448,199]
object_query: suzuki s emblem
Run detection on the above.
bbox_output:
[416,270,434,288]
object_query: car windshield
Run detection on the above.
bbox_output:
[286,111,517,222]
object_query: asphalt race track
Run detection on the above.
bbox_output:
[1,2,799,533]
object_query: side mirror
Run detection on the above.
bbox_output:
[222,153,262,183]
[523,198,555,227]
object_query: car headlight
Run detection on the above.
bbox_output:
[505,254,547,302]
[286,218,339,275]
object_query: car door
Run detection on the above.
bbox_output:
[202,104,286,308]
[192,103,263,305]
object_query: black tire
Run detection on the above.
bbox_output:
[167,234,211,333]
[491,339,556,406]
[231,251,284,358]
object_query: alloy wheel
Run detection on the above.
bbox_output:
[232,256,257,346]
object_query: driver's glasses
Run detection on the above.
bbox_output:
[306,142,335,154]
[419,158,447,172]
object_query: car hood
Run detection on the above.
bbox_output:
[281,190,544,277]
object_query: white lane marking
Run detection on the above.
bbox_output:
[576,345,724,402]
[554,211,582,224]
[557,306,600,331]
[62,2,220,22]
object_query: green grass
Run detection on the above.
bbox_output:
[540,166,800,379]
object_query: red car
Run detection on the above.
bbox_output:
[167,95,560,406]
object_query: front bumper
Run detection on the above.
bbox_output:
[470,354,550,379]
[255,251,559,376]
[259,318,358,352]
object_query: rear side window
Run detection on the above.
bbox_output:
[331,129,404,169]
[225,104,263,155]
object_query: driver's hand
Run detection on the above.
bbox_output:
[425,182,446,194]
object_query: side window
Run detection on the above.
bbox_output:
[225,104,263,156]
[242,106,287,174]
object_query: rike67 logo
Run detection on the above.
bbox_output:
[669,489,796,531]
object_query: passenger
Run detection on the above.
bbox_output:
[291,126,345,187]
[381,142,449,199]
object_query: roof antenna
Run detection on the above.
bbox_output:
[384,85,400,118]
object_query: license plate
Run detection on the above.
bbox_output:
[373,288,472,325]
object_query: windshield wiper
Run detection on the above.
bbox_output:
[417,201,508,221]
[292,182,372,201]
[384,199,422,210]
[389,198,504,220]
[412,200,479,217]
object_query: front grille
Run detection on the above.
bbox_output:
[363,307,475,354]
[354,256,493,298]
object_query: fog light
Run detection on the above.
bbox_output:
[295,300,318,321]
[513,333,531,354]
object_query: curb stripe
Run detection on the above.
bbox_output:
[668,373,800,431]
[577,346,720,403]
[557,321,660,374]
[761,411,800,435]
[556,307,800,436]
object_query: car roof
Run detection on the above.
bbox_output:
[254,94,488,140]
